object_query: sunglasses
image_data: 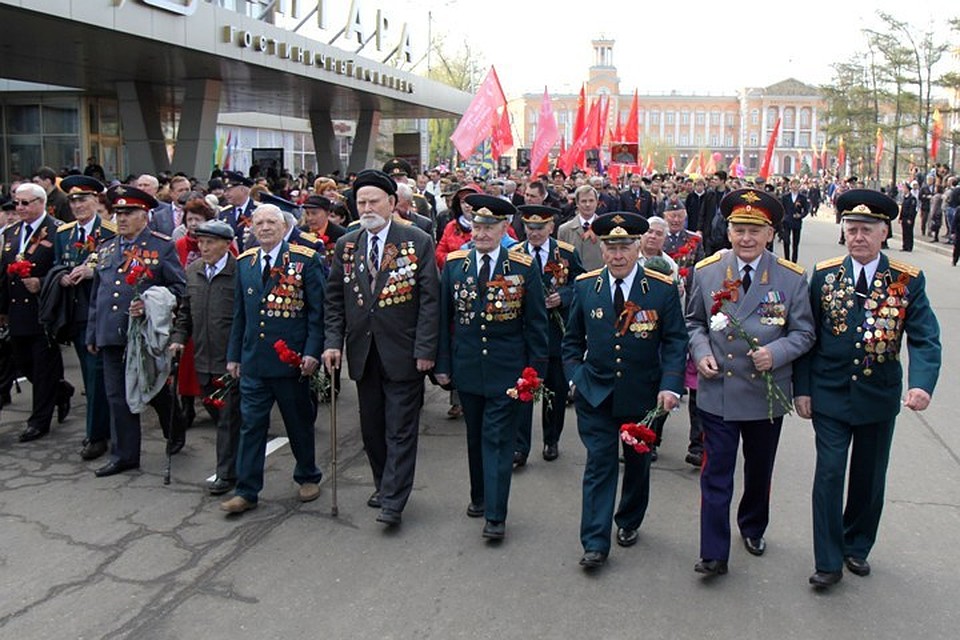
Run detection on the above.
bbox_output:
[14,197,40,207]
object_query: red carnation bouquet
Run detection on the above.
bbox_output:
[125,263,154,300]
[506,366,553,407]
[202,373,236,410]
[668,235,701,280]
[619,406,667,454]
[273,339,330,397]
[6,260,32,278]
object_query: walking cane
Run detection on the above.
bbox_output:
[163,352,181,486]
[329,365,341,516]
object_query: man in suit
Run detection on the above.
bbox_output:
[323,169,440,526]
[218,171,257,251]
[222,204,326,513]
[686,189,816,577]
[55,176,117,460]
[435,194,549,541]
[795,189,941,589]
[170,220,240,495]
[510,205,583,465]
[0,183,74,442]
[618,174,653,218]
[563,212,688,570]
[558,185,603,271]
[698,170,732,256]
[900,182,919,252]
[136,174,176,237]
[780,178,810,262]
[32,166,73,223]
[86,185,186,476]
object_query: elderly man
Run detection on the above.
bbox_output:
[32,166,73,222]
[637,216,679,276]
[435,194,548,541]
[55,176,117,459]
[0,183,74,442]
[222,204,326,513]
[510,205,583,465]
[563,212,688,569]
[218,171,256,251]
[558,185,603,271]
[170,220,240,495]
[135,174,176,237]
[686,189,815,577]
[618,174,653,218]
[664,205,704,293]
[395,181,434,236]
[324,169,440,525]
[795,190,941,589]
[86,185,186,476]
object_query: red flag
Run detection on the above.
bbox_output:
[682,155,699,175]
[667,156,676,174]
[625,90,639,144]
[613,114,623,143]
[573,85,586,143]
[599,96,610,147]
[874,128,884,174]
[836,136,846,174]
[698,151,705,175]
[759,117,781,180]
[560,99,599,175]
[587,98,602,149]
[608,163,621,185]
[450,66,507,159]
[644,153,654,175]
[529,88,559,180]
[820,140,827,173]
[491,107,513,162]
[931,109,943,159]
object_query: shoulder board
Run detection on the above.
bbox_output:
[776,257,804,275]
[219,204,233,213]
[237,247,259,259]
[150,231,172,241]
[299,231,318,242]
[100,219,118,233]
[509,252,533,266]
[888,258,920,278]
[694,253,722,270]
[57,221,78,233]
[508,243,526,253]
[643,268,674,285]
[412,193,427,202]
[392,216,413,226]
[556,240,575,253]
[446,249,469,262]
[348,220,361,229]
[289,244,317,258]
[576,268,604,282]
[815,256,845,271]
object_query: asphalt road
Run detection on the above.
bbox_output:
[1,211,957,639]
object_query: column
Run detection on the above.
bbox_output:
[173,79,222,179]
[309,107,340,175]
[348,108,381,174]
[116,81,170,174]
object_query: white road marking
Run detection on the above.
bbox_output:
[206,436,289,482]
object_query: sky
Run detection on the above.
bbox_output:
[301,0,958,99]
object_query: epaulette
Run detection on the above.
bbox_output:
[100,219,118,233]
[219,204,233,213]
[237,247,258,260]
[392,215,413,226]
[348,220,361,229]
[695,253,722,270]
[557,240,575,253]
[888,258,920,278]
[509,251,533,266]
[576,268,604,281]
[643,268,674,285]
[815,256,845,271]
[289,244,317,258]
[57,221,78,233]
[300,231,319,243]
[776,257,805,275]
[446,249,469,261]
[150,231,172,241]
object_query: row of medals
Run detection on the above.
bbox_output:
[377,248,419,308]
[483,282,522,322]
[266,270,304,318]
[822,273,857,334]
[628,310,658,337]
[759,297,788,326]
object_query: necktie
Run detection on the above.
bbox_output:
[206,263,216,281]
[262,254,271,286]
[77,226,86,245]
[742,264,753,293]
[22,224,33,252]
[479,254,492,288]
[533,245,544,272]
[855,268,869,298]
[369,234,380,283]
[614,278,625,317]
[582,221,590,232]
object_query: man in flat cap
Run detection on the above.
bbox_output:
[170,220,240,495]
[686,189,815,577]
[218,171,256,251]
[562,212,688,570]
[795,189,941,589]
[55,175,117,460]
[324,169,440,526]
[435,194,548,541]
[510,204,583,464]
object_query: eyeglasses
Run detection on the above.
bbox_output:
[14,198,40,207]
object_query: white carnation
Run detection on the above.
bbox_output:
[710,313,730,332]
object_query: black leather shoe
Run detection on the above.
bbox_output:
[94,460,139,477]
[809,570,842,588]
[57,381,74,424]
[542,443,558,461]
[579,551,608,569]
[466,502,484,518]
[482,520,505,540]
[649,446,659,462]
[376,508,402,526]
[616,527,639,547]
[844,556,871,577]
[18,426,48,443]
[80,439,108,461]
[685,451,703,467]
[694,559,729,575]
[207,478,235,496]
[743,536,766,556]
[165,438,185,456]
[512,452,527,467]
[367,490,381,508]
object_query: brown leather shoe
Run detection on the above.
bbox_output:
[221,496,257,514]
[298,482,321,503]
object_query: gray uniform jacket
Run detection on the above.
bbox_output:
[171,254,237,376]
[686,250,815,421]
[557,217,603,272]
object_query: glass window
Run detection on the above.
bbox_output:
[711,135,719,146]
[725,135,734,147]
[710,112,720,125]
[749,134,759,146]
[8,138,42,177]
[766,107,778,127]
[695,111,705,125]
[681,111,690,125]
[666,112,675,125]
[6,105,41,134]
[800,108,811,128]
[99,100,120,137]
[666,133,674,143]
[799,132,810,148]
[88,102,99,135]
[750,109,759,125]
[783,132,795,147]
[695,134,703,145]
[44,136,81,170]
[650,111,660,125]
[747,154,759,170]
[680,134,689,145]
[42,102,79,134]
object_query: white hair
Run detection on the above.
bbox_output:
[137,174,159,190]
[646,216,668,231]
[16,182,47,206]
[395,181,413,203]
[252,204,285,224]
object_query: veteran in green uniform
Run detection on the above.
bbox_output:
[795,189,941,588]
[435,194,549,541]
[562,212,688,569]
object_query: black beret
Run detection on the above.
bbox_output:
[353,169,397,196]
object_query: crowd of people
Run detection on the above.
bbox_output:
[0,158,943,589]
